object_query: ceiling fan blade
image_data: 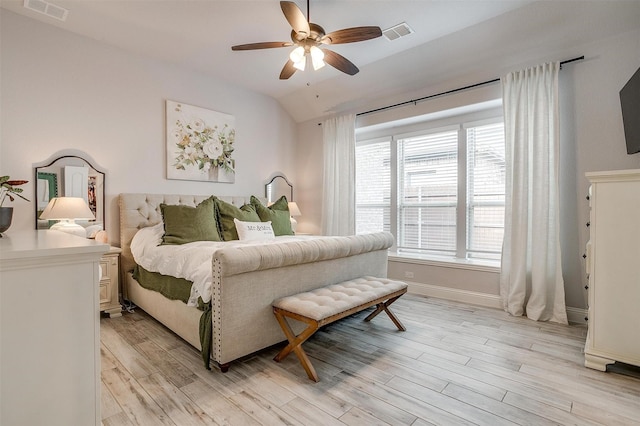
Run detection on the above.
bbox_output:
[231,41,292,51]
[280,60,297,80]
[321,26,382,44]
[280,1,310,38]
[323,49,359,76]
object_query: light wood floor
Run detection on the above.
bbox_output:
[100,295,640,425]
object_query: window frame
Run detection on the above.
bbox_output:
[354,135,394,237]
[463,118,507,260]
[355,108,504,267]
[396,124,461,255]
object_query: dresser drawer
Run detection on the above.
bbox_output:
[99,247,122,317]
[99,279,110,304]
[99,258,111,280]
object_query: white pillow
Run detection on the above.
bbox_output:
[234,218,275,241]
[130,223,164,263]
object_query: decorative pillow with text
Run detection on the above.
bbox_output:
[234,218,276,241]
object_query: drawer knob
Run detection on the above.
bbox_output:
[584,285,589,290]
[584,316,589,322]
[586,221,590,228]
[582,253,587,259]
[586,195,590,201]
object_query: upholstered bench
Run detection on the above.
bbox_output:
[272,276,408,381]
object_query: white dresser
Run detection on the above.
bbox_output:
[0,230,108,425]
[584,169,640,371]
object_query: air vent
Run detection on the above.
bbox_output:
[383,22,414,41]
[23,0,68,21]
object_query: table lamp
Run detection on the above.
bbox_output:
[39,197,95,237]
[288,201,302,233]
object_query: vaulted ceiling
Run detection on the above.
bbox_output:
[3,1,640,122]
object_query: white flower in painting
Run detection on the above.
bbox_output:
[184,146,195,156]
[202,162,211,172]
[191,118,205,132]
[202,140,223,159]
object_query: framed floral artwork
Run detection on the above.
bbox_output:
[166,100,236,183]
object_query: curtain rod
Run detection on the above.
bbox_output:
[356,55,584,117]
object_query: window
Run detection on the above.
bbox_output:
[398,128,459,254]
[356,118,505,262]
[355,138,391,234]
[465,122,506,259]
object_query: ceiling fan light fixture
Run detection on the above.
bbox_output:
[293,57,306,71]
[289,46,305,63]
[289,46,306,70]
[232,1,383,79]
[310,46,325,70]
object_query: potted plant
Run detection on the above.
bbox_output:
[0,176,29,236]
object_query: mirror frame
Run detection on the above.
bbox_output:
[33,151,106,231]
[265,174,293,203]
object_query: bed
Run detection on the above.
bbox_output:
[119,193,394,371]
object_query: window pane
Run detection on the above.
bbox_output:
[400,205,456,252]
[356,140,390,234]
[356,206,390,234]
[467,122,505,258]
[398,130,458,253]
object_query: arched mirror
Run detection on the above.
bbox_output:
[34,151,105,231]
[265,173,303,232]
[265,174,293,203]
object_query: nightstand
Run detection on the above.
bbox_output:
[100,246,122,317]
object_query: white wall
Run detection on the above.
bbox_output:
[568,28,640,310]
[2,9,639,313]
[295,120,324,236]
[296,27,640,313]
[0,11,298,245]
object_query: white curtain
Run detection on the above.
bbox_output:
[500,62,568,324]
[321,114,356,236]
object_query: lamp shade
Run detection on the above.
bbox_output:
[288,201,302,217]
[310,46,325,70]
[289,46,306,71]
[40,197,95,221]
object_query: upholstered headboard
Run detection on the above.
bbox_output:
[118,193,266,274]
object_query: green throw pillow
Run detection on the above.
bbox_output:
[214,197,261,241]
[160,196,221,245]
[250,195,294,236]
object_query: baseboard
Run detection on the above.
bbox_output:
[407,281,588,325]
[406,281,502,309]
[566,306,588,325]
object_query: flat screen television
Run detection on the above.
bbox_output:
[620,66,640,155]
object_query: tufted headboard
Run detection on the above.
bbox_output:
[118,193,266,275]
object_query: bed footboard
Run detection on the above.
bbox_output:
[210,234,393,365]
[119,193,394,369]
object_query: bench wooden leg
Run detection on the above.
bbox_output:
[273,287,407,381]
[273,308,320,382]
[364,295,406,331]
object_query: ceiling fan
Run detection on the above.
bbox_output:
[231,0,382,80]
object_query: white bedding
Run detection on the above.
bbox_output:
[130,224,314,306]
